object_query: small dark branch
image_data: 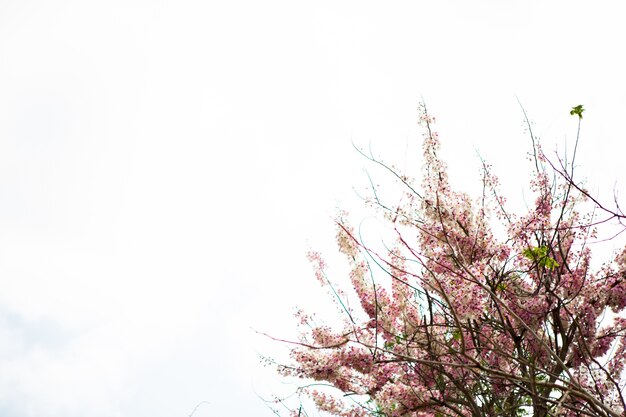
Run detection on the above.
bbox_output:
[517,97,541,175]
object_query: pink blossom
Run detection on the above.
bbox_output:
[276,106,626,417]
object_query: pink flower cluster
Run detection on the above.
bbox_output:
[278,108,626,417]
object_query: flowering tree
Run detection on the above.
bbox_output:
[272,104,626,417]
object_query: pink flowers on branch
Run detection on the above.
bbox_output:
[275,104,626,417]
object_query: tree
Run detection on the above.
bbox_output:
[272,104,626,417]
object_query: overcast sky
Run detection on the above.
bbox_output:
[1,1,625,416]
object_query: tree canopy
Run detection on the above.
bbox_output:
[273,104,626,417]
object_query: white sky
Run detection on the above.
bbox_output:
[0,1,625,416]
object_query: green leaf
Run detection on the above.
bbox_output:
[523,246,543,260]
[543,257,559,269]
[523,246,559,269]
[570,104,585,119]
